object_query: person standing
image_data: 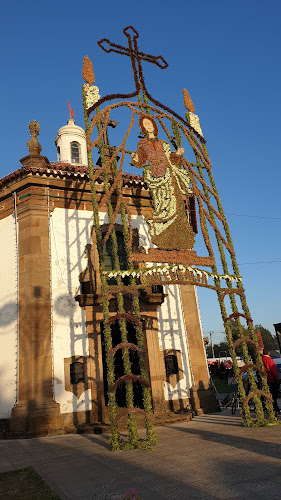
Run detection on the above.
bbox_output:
[262,348,280,415]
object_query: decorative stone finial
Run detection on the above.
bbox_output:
[20,120,49,168]
[26,120,42,156]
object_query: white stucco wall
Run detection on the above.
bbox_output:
[130,215,193,402]
[122,214,193,401]
[50,209,151,414]
[50,207,194,411]
[157,285,192,401]
[50,208,93,414]
[0,199,198,420]
[0,214,17,418]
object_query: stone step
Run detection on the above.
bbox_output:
[74,410,194,435]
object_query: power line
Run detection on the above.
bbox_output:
[217,260,281,266]
[238,260,281,265]
[226,213,281,220]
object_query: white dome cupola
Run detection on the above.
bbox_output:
[55,116,88,166]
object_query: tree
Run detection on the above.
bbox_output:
[254,324,279,353]
[206,341,229,358]
[205,322,279,359]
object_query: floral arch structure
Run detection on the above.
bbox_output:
[82,26,276,449]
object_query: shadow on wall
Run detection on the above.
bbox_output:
[0,366,16,435]
[158,285,192,413]
[0,302,17,328]
[0,300,17,423]
[53,291,91,428]
[50,186,93,430]
[189,380,219,414]
[62,184,92,429]
[54,294,78,318]
[8,395,62,438]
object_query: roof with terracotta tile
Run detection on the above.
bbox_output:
[0,162,145,189]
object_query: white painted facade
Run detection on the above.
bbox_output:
[0,215,17,418]
[158,285,192,400]
[0,204,195,419]
[50,208,93,414]
[54,119,88,166]
[49,208,193,414]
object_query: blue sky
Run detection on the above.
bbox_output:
[1,0,281,343]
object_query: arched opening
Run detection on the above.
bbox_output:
[103,231,128,271]
[70,141,81,163]
[100,321,143,409]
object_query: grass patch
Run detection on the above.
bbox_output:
[211,374,232,394]
[0,467,61,499]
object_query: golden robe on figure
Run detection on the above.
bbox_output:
[132,136,195,251]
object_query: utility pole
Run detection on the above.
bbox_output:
[209,331,215,358]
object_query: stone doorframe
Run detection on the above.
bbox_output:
[75,294,168,423]
[76,223,168,422]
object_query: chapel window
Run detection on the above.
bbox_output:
[81,281,91,294]
[103,230,128,285]
[103,231,128,271]
[151,285,164,294]
[70,141,81,163]
[165,354,179,377]
[70,361,85,385]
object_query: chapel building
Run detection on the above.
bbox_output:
[0,118,218,437]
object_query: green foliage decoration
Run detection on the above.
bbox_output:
[171,118,182,148]
[82,82,156,450]
[81,25,277,439]
[196,146,277,426]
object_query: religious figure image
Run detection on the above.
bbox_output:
[131,115,195,251]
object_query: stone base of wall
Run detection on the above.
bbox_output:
[163,387,220,416]
[1,388,220,438]
[189,387,221,415]
[0,419,10,439]
[9,401,63,438]
[163,397,191,413]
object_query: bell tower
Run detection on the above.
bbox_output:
[55,103,88,165]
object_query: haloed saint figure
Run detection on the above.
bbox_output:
[131,115,195,251]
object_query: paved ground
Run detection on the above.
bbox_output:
[1,409,281,500]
